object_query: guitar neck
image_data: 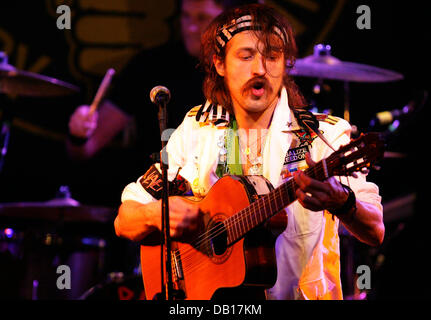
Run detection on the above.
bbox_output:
[225,160,329,246]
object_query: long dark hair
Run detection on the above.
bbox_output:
[200,3,307,112]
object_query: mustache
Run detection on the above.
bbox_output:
[241,77,272,94]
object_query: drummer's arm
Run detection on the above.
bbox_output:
[66,99,131,160]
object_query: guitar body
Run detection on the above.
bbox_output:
[140,175,287,300]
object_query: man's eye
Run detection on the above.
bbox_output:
[267,53,281,60]
[240,55,252,60]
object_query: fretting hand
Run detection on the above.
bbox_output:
[293,153,349,213]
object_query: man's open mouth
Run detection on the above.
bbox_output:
[251,80,266,97]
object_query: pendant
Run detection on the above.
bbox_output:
[248,163,262,175]
[249,156,262,166]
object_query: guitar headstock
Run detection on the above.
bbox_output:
[327,133,385,177]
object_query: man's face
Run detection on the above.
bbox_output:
[215,31,285,115]
[181,0,223,57]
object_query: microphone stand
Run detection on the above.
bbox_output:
[153,92,174,300]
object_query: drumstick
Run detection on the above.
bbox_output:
[89,68,115,115]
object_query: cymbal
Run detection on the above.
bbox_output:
[289,44,404,83]
[0,52,80,97]
[0,198,115,224]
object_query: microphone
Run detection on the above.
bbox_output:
[369,104,415,127]
[150,86,171,105]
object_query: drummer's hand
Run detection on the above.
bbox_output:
[68,105,98,138]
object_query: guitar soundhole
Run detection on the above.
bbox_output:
[210,222,227,256]
[205,216,232,264]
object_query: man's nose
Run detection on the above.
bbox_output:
[252,55,266,76]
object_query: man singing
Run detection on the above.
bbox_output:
[114,3,384,300]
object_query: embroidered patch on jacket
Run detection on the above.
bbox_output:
[292,129,319,146]
[281,139,310,180]
[284,145,309,165]
[170,174,191,196]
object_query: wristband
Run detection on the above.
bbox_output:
[331,184,356,218]
[139,164,191,200]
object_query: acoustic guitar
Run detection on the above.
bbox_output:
[140,133,384,300]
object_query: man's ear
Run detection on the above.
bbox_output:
[213,55,225,77]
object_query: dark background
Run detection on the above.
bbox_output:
[0,0,429,299]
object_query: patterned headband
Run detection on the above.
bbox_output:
[215,15,288,53]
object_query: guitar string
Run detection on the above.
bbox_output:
[149,185,282,287]
[171,183,286,272]
[184,190,288,273]
[172,162,327,272]
[173,185,287,276]
[176,178,292,258]
[175,181,311,275]
[180,137,372,263]
[174,161,326,265]
[175,176,308,276]
[151,140,374,280]
[185,153,332,257]
[174,180,284,258]
[145,170,318,286]
[186,160,325,251]
[144,164,319,290]
[176,173,302,272]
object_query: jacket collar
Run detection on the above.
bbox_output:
[195,101,230,127]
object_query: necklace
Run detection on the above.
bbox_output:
[215,119,269,177]
[238,128,269,175]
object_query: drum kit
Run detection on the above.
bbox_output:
[0,52,117,299]
[0,44,407,299]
